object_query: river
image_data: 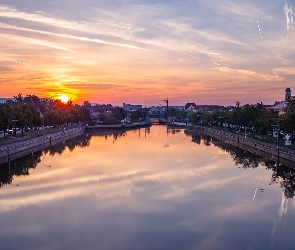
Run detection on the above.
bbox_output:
[0,125,294,250]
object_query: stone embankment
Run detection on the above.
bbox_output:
[203,127,295,166]
[171,123,295,166]
[0,127,84,165]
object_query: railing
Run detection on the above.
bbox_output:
[0,128,84,164]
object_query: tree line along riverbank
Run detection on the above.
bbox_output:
[174,124,295,165]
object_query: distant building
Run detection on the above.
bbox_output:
[184,103,227,112]
[266,88,292,115]
[123,103,142,111]
[88,103,113,117]
[285,88,291,101]
[267,101,288,115]
[170,106,185,110]
[184,103,197,111]
[194,105,227,112]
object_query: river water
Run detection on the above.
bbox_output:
[0,125,294,250]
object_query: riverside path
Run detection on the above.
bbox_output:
[0,127,84,165]
[171,122,295,166]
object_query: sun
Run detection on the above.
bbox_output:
[59,94,70,103]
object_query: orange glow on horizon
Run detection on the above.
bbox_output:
[57,94,70,103]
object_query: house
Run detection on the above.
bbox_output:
[184,103,227,112]
[184,103,197,111]
[266,101,288,115]
[266,88,292,115]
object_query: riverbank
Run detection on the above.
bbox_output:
[0,123,152,164]
[171,122,295,165]
[0,127,84,164]
[85,122,151,131]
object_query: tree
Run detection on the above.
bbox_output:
[240,104,260,131]
[130,110,140,121]
[280,97,295,136]
[253,119,271,134]
[112,107,126,122]
[0,104,13,138]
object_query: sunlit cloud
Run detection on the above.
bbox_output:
[0,1,294,105]
[216,66,283,81]
[0,5,145,50]
[0,33,76,53]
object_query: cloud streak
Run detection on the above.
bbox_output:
[284,0,294,36]
[0,22,145,50]
[0,33,77,53]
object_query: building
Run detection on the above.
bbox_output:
[123,103,142,111]
[285,88,291,101]
[88,103,113,117]
[267,101,288,115]
[267,88,291,115]
[184,103,197,111]
[184,103,227,112]
[0,98,13,103]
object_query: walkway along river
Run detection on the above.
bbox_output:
[174,124,295,166]
[0,127,84,165]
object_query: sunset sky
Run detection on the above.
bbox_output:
[0,0,294,106]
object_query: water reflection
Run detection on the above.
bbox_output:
[0,126,295,250]
[1,128,294,199]
[185,129,295,198]
[0,134,91,188]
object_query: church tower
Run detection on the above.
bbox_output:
[285,88,291,101]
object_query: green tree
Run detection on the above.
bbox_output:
[0,104,14,138]
[112,107,126,122]
[280,97,295,136]
[130,110,140,121]
[240,104,260,131]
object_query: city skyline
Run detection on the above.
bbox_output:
[0,0,294,106]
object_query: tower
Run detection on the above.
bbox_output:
[285,88,291,101]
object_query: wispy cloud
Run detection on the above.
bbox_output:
[0,5,145,50]
[0,22,145,50]
[217,66,283,81]
[284,0,294,36]
[0,33,76,53]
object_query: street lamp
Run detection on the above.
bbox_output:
[163,98,169,128]
[219,117,226,131]
[41,113,45,136]
[197,115,203,126]
[12,119,18,136]
[271,124,280,157]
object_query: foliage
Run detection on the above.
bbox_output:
[280,97,295,134]
[112,107,126,122]
[130,110,140,121]
[169,108,187,121]
[0,94,92,137]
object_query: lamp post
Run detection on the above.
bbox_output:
[41,113,45,136]
[197,115,203,126]
[271,124,280,158]
[12,119,18,136]
[37,109,45,137]
[163,98,169,128]
[219,117,226,131]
